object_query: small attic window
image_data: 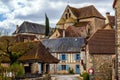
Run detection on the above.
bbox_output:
[67,9,69,13]
[69,13,71,17]
[65,14,68,19]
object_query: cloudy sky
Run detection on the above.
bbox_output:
[0,0,114,35]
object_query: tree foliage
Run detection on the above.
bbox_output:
[0,36,37,65]
[45,13,50,36]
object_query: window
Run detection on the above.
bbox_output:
[61,65,66,70]
[58,65,69,70]
[62,54,66,60]
[76,54,80,60]
[74,54,80,61]
[67,9,69,13]
[69,13,71,17]
[65,14,67,19]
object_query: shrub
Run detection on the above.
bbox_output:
[10,63,25,77]
[81,72,89,80]
[68,68,74,74]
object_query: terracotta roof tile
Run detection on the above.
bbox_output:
[19,41,59,63]
[113,0,117,8]
[88,30,115,54]
[57,26,81,38]
[107,16,115,26]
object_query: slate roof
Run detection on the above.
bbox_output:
[69,5,105,19]
[88,30,115,54]
[19,41,59,63]
[42,37,84,53]
[13,21,46,35]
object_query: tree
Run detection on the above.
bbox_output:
[45,13,50,36]
[0,36,37,65]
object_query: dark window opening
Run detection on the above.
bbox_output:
[61,65,66,70]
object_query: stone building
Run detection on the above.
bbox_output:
[18,41,59,74]
[113,0,120,79]
[86,30,115,80]
[53,5,105,39]
[42,37,85,74]
[13,21,52,41]
[50,22,91,39]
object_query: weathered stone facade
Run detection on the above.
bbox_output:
[113,0,120,79]
[92,54,113,80]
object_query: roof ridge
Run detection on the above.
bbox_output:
[23,21,45,26]
[78,5,94,9]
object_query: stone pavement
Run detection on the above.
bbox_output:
[51,74,83,80]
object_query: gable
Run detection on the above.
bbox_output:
[61,5,105,20]
[61,5,78,20]
[49,29,62,39]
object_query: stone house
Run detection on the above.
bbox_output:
[18,41,59,74]
[53,5,105,39]
[50,21,92,39]
[13,21,52,41]
[0,36,59,78]
[42,37,85,74]
[86,29,115,80]
[105,12,115,27]
[113,0,120,79]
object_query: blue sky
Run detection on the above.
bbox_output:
[0,0,114,35]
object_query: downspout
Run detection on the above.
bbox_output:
[115,8,118,80]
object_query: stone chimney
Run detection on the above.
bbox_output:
[63,29,65,37]
[106,12,110,17]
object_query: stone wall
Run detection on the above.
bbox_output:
[114,0,120,79]
[92,54,113,80]
[80,18,105,34]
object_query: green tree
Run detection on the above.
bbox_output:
[45,13,50,36]
[0,36,37,65]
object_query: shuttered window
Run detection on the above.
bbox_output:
[58,65,69,70]
[74,54,80,60]
[60,54,68,61]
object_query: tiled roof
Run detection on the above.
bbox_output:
[18,41,59,63]
[107,16,115,27]
[88,30,115,54]
[56,26,81,38]
[42,37,84,53]
[13,21,46,35]
[69,5,105,19]
[65,26,81,37]
[113,0,117,8]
